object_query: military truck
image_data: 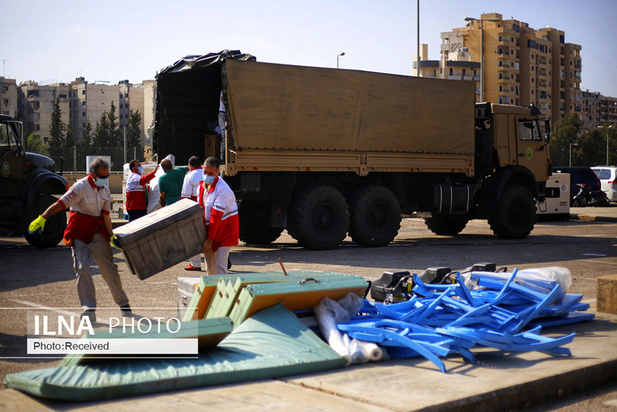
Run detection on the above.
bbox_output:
[154,51,551,249]
[0,115,67,247]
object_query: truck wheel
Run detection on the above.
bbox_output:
[288,185,349,250]
[424,213,469,236]
[238,200,283,245]
[349,185,400,247]
[24,195,66,248]
[488,185,536,239]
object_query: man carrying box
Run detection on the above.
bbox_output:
[28,157,131,322]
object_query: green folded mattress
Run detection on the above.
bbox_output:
[4,304,346,401]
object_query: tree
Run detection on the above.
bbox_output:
[549,114,582,166]
[576,129,605,167]
[76,122,94,171]
[127,109,144,161]
[47,98,66,162]
[25,133,49,156]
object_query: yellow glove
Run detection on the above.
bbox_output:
[110,234,122,250]
[29,215,47,234]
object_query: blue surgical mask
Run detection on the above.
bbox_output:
[138,165,144,174]
[94,177,108,187]
[203,174,215,184]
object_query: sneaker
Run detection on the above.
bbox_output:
[81,309,96,323]
[184,264,201,271]
[121,304,132,317]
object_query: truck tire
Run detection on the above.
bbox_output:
[349,185,400,247]
[475,130,494,178]
[238,200,283,245]
[24,195,66,248]
[288,185,349,250]
[424,213,469,236]
[488,185,536,239]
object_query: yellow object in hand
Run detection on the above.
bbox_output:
[29,215,46,234]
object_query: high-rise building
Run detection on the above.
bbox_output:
[417,13,582,127]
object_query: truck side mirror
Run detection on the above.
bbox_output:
[544,119,551,143]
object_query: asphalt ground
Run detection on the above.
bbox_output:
[0,206,616,410]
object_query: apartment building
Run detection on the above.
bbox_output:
[417,12,583,127]
[18,82,70,143]
[580,90,602,130]
[600,95,617,125]
[117,79,156,146]
[0,77,18,118]
[69,77,119,141]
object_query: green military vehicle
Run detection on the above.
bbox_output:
[0,115,67,247]
[154,51,551,249]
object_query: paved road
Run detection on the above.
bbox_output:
[0,215,616,409]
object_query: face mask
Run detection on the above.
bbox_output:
[94,177,108,187]
[137,165,144,174]
[203,174,215,184]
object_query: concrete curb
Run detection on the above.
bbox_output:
[569,213,617,223]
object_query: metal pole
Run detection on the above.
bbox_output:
[480,19,484,102]
[607,127,610,165]
[123,126,127,164]
[73,146,77,182]
[417,0,420,76]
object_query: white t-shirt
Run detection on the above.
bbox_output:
[181,169,202,199]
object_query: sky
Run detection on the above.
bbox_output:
[2,0,617,96]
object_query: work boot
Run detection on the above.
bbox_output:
[81,309,96,323]
[121,304,132,317]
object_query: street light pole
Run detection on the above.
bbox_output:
[569,142,578,167]
[417,0,420,77]
[599,125,614,165]
[337,52,345,69]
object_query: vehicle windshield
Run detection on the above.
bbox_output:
[0,122,21,151]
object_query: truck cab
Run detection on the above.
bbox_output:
[0,115,67,247]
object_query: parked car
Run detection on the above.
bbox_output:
[591,166,617,202]
[552,166,610,207]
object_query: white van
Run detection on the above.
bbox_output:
[592,166,617,202]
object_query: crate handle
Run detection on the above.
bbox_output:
[299,278,320,284]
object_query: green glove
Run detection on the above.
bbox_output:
[29,215,47,234]
[110,234,122,250]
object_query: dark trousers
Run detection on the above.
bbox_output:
[127,209,147,222]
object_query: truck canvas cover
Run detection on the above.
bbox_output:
[225,59,475,154]
[155,51,476,164]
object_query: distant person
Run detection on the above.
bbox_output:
[125,159,157,222]
[218,91,227,165]
[158,158,188,207]
[28,157,131,322]
[200,156,238,275]
[181,156,204,271]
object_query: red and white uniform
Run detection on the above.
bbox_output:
[181,169,202,201]
[125,170,156,211]
[58,175,111,245]
[199,176,239,251]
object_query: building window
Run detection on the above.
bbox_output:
[449,68,453,76]
[499,73,503,79]
[499,86,503,92]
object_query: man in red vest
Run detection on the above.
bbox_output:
[199,156,239,275]
[29,157,131,322]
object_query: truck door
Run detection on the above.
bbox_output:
[516,118,549,182]
[0,121,25,198]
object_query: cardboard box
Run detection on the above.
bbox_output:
[115,199,207,280]
[204,134,221,159]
